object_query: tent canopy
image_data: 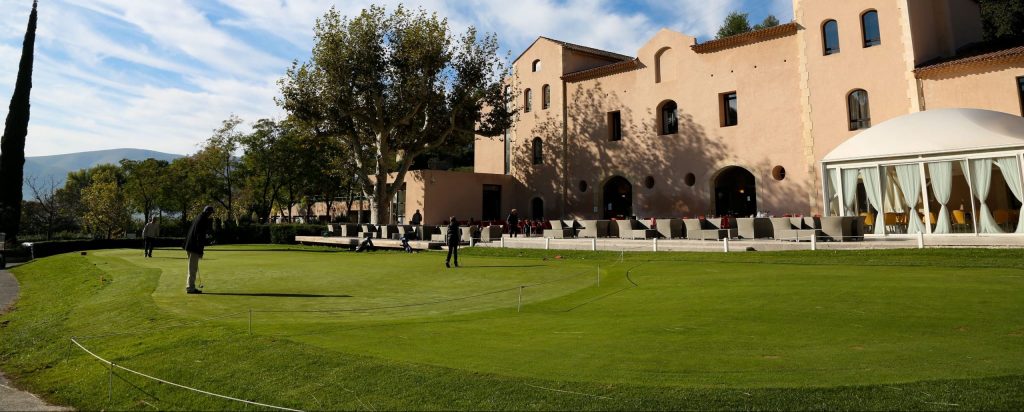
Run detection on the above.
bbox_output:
[823,108,1024,163]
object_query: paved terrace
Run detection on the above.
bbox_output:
[298,234,1024,252]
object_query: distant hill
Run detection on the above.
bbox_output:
[22,148,183,197]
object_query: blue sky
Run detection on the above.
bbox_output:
[0,0,791,157]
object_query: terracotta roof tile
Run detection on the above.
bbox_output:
[561,59,644,82]
[691,22,799,53]
[915,45,1024,78]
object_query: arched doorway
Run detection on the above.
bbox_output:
[531,197,544,220]
[603,176,633,219]
[714,167,757,217]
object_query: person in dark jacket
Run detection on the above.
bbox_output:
[410,209,422,226]
[506,209,520,238]
[445,216,459,268]
[182,205,215,294]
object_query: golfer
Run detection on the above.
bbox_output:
[142,216,160,257]
[506,209,520,238]
[445,216,459,268]
[183,205,215,294]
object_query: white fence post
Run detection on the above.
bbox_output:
[917,231,924,249]
[723,237,730,253]
[811,234,817,251]
[591,238,597,251]
[653,237,658,252]
[544,237,550,250]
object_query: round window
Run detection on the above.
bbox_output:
[772,165,786,181]
[684,173,696,187]
[579,180,588,192]
[644,176,655,189]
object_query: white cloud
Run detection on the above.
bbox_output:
[0,0,769,157]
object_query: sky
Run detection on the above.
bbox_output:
[0,0,791,157]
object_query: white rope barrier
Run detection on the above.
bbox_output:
[69,338,304,412]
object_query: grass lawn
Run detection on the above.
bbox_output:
[1,245,1023,410]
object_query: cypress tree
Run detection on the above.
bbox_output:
[0,0,38,242]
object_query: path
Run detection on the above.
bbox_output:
[0,264,70,411]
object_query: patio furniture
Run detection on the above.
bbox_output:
[381,224,401,240]
[358,224,380,239]
[431,226,448,242]
[617,219,658,239]
[460,225,479,242]
[480,225,503,242]
[682,218,703,240]
[952,209,970,233]
[769,218,818,241]
[395,225,415,239]
[735,217,772,239]
[816,216,863,241]
[655,218,683,239]
[577,220,610,238]
[545,220,575,238]
[418,225,438,241]
[705,218,738,239]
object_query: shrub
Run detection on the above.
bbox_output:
[270,224,323,244]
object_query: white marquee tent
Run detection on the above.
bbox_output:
[821,108,1024,235]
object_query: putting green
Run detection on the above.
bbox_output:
[2,245,1023,410]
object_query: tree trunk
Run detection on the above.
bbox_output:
[0,1,37,242]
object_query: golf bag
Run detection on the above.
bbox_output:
[355,235,375,252]
[400,236,413,253]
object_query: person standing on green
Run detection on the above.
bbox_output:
[183,205,214,294]
[142,216,160,257]
[445,216,459,268]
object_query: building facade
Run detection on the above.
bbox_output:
[473,0,1024,223]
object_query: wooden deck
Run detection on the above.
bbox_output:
[295,236,445,250]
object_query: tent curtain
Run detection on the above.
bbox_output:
[994,157,1024,233]
[827,169,840,216]
[894,164,925,234]
[927,162,953,234]
[861,167,885,234]
[970,158,1003,233]
[842,169,860,216]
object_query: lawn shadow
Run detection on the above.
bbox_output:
[460,265,547,268]
[202,292,353,298]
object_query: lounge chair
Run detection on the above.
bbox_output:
[655,218,683,239]
[577,220,610,238]
[735,217,772,239]
[431,226,448,242]
[617,219,657,239]
[545,220,575,238]
[480,225,503,242]
[460,226,479,242]
[816,216,864,241]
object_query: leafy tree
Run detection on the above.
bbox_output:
[160,156,203,227]
[237,118,285,223]
[977,0,1024,40]
[0,1,37,242]
[279,5,514,224]
[716,11,752,39]
[22,176,74,240]
[81,168,130,239]
[120,158,168,222]
[753,15,781,31]
[59,164,123,230]
[193,116,245,222]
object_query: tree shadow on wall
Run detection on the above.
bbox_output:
[514,80,813,218]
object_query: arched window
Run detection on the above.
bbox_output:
[861,11,881,47]
[532,137,543,165]
[847,89,871,130]
[542,84,550,110]
[531,197,544,220]
[532,59,541,72]
[654,47,673,83]
[822,20,840,55]
[659,100,678,135]
[524,89,532,113]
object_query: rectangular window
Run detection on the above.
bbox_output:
[608,111,622,141]
[1018,76,1024,116]
[720,92,738,127]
